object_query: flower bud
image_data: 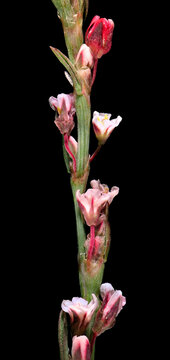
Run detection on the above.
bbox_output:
[85,15,114,59]
[75,44,94,69]
[68,136,78,157]
[92,111,122,144]
[61,294,98,335]
[71,336,91,360]
[92,283,126,336]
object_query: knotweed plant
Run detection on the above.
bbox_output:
[49,1,126,359]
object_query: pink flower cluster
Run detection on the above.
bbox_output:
[62,282,126,359]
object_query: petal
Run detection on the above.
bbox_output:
[106,115,122,136]
[88,293,98,310]
[90,179,100,189]
[104,290,126,317]
[100,283,114,299]
[108,186,119,204]
[61,300,74,322]
[72,297,88,306]
[68,136,78,156]
[110,115,122,127]
[76,190,91,215]
[49,96,58,111]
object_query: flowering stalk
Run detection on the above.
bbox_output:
[49,1,125,359]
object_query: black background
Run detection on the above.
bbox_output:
[6,1,153,359]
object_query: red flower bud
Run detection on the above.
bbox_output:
[71,336,91,360]
[85,15,114,59]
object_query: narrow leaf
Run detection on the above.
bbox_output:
[58,310,69,360]
[50,47,82,94]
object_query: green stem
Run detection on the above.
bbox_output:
[71,178,87,255]
[75,93,91,176]
[91,345,95,360]
[70,172,89,298]
[63,16,84,63]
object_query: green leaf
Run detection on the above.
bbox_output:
[50,47,82,94]
[58,310,69,360]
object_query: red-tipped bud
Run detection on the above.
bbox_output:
[85,15,114,59]
[71,336,91,360]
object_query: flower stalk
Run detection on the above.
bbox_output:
[49,1,125,358]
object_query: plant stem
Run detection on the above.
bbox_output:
[90,333,97,357]
[75,93,91,176]
[90,145,102,163]
[70,172,89,298]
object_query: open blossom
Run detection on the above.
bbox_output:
[61,294,98,335]
[92,111,122,144]
[71,336,91,360]
[49,93,75,135]
[76,182,119,227]
[85,16,114,59]
[92,283,126,336]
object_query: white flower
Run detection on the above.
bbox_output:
[92,111,122,144]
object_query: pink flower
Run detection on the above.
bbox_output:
[92,111,122,144]
[85,16,114,59]
[92,283,126,336]
[71,336,91,360]
[76,182,119,227]
[61,294,98,335]
[49,93,75,135]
